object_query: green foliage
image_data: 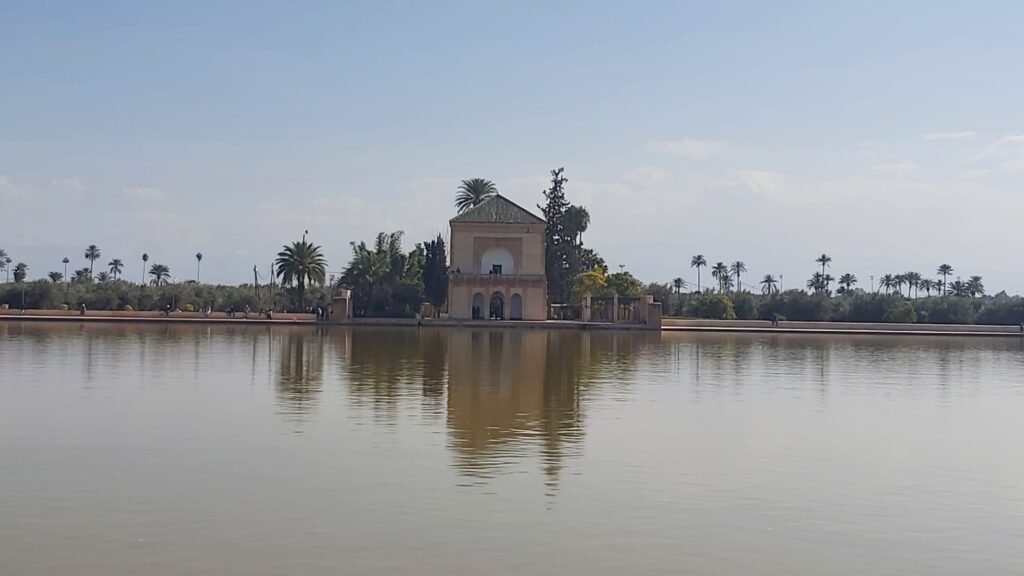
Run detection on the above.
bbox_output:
[540,167,576,304]
[757,290,832,321]
[340,231,424,318]
[732,292,757,319]
[570,267,608,305]
[274,240,327,310]
[421,234,448,312]
[13,262,28,283]
[0,280,299,312]
[605,271,643,297]
[882,300,917,323]
[692,293,736,320]
[455,178,497,213]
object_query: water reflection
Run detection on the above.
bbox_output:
[273,329,325,419]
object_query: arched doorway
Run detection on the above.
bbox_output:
[472,292,485,320]
[489,292,505,320]
[510,293,523,320]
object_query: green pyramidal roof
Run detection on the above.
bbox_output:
[450,194,546,224]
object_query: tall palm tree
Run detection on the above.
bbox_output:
[142,253,149,284]
[672,277,684,295]
[919,279,935,297]
[760,274,778,295]
[73,268,92,283]
[48,271,63,283]
[0,248,8,282]
[62,257,69,284]
[937,264,953,296]
[275,239,328,309]
[3,256,10,283]
[966,275,984,298]
[564,205,591,245]
[195,252,203,282]
[108,258,124,279]
[711,262,730,293]
[893,274,907,298]
[730,261,747,292]
[815,253,832,277]
[84,245,101,276]
[879,274,896,295]
[838,273,857,294]
[690,254,707,292]
[149,263,171,286]
[904,271,922,298]
[455,178,497,213]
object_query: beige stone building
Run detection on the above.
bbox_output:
[448,195,547,320]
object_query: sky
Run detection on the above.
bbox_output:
[2,1,1024,292]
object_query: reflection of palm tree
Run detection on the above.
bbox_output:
[690,255,707,292]
[455,178,497,213]
[275,330,324,418]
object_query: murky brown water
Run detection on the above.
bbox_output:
[2,322,1024,575]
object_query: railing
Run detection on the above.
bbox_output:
[450,273,545,282]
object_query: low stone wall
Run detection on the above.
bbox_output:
[663,318,1021,334]
[0,309,316,323]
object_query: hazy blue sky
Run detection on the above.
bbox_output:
[3,1,1023,292]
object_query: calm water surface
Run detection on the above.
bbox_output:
[2,322,1024,575]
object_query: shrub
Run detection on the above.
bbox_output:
[692,294,736,320]
[123,304,134,312]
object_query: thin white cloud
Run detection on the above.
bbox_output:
[49,177,86,194]
[967,134,1024,171]
[650,138,727,159]
[870,161,917,176]
[122,187,164,201]
[924,131,976,141]
[626,165,669,187]
[718,169,786,201]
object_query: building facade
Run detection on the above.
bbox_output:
[448,195,547,320]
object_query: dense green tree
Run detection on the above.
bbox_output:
[807,272,833,295]
[341,231,424,317]
[947,279,968,297]
[692,293,736,320]
[690,255,707,292]
[578,248,606,273]
[84,245,101,276]
[149,264,171,286]
[879,273,895,294]
[274,240,327,310]
[455,178,497,213]
[539,167,576,304]
[605,271,643,297]
[421,234,448,314]
[730,261,747,292]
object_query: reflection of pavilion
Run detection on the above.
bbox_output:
[445,329,584,484]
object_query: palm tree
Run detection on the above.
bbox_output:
[711,262,730,293]
[73,268,92,283]
[879,274,896,295]
[62,257,70,283]
[904,271,922,298]
[837,273,857,294]
[919,279,935,297]
[142,253,149,284]
[96,271,112,282]
[760,274,778,295]
[815,253,832,277]
[48,271,63,283]
[691,255,707,292]
[84,245,101,276]
[13,262,28,283]
[672,277,684,296]
[108,258,124,279]
[195,252,203,282]
[149,263,171,286]
[564,205,591,245]
[0,248,8,282]
[966,275,984,298]
[937,264,953,296]
[947,279,968,297]
[455,178,497,213]
[730,261,747,292]
[275,239,328,309]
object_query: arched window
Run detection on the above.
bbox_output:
[480,248,515,275]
